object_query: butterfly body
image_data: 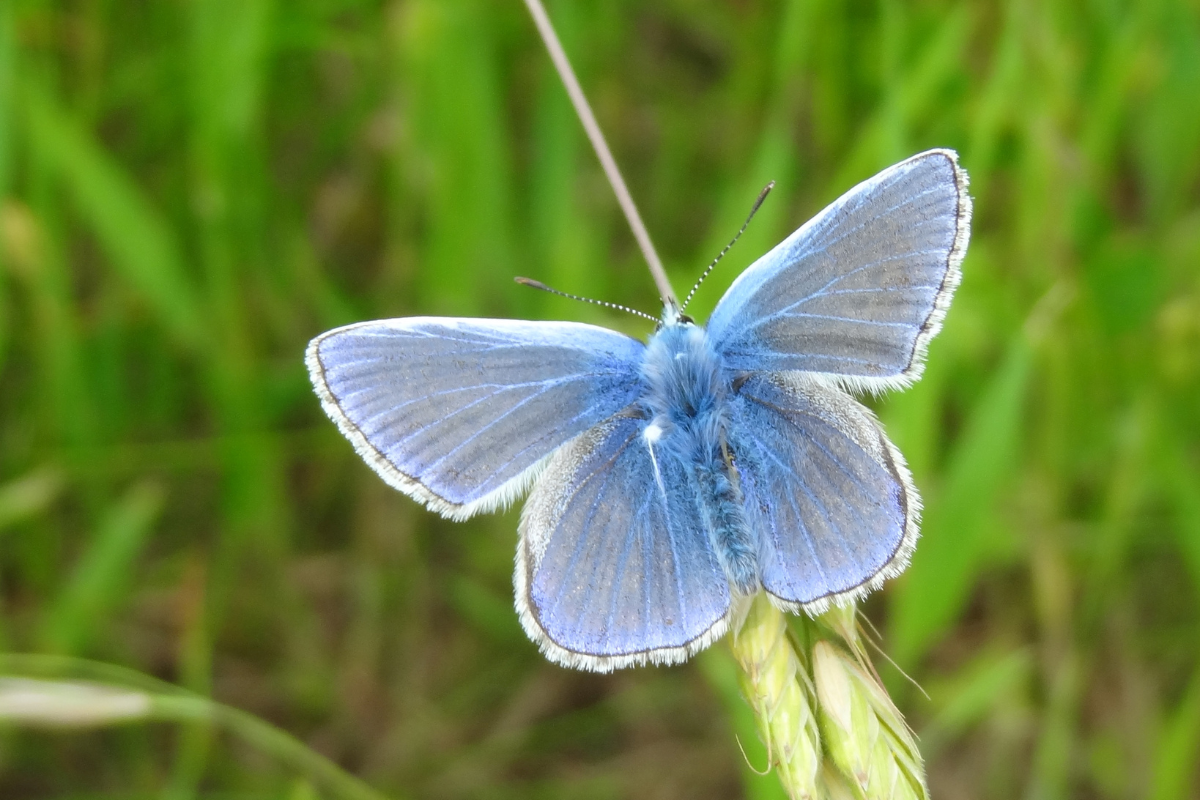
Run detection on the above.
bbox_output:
[308,150,972,672]
[639,314,760,595]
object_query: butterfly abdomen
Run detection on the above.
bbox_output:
[640,320,761,595]
[693,453,759,595]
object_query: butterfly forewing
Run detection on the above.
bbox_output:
[307,318,645,519]
[728,373,917,611]
[517,416,732,672]
[707,149,970,391]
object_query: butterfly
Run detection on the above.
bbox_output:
[306,149,971,672]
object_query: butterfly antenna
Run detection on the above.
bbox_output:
[680,181,775,313]
[515,277,659,323]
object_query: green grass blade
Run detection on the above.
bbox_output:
[21,86,205,351]
[686,0,813,322]
[1150,669,1200,800]
[920,648,1033,754]
[889,335,1033,666]
[0,2,13,373]
[0,467,63,532]
[525,0,609,322]
[397,0,516,316]
[39,481,164,655]
[1159,426,1200,600]
[833,4,973,190]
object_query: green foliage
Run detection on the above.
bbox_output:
[0,0,1197,797]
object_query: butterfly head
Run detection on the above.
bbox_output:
[657,301,695,331]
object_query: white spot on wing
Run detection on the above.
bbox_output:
[643,422,663,445]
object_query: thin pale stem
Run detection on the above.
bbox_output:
[0,655,391,800]
[521,0,677,308]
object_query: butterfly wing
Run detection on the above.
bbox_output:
[517,416,732,672]
[708,149,970,391]
[307,317,645,520]
[728,373,917,611]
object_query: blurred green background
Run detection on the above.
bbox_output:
[0,0,1198,797]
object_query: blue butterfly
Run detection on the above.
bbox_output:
[307,150,971,672]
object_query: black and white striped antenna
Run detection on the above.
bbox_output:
[514,277,658,323]
[681,181,775,313]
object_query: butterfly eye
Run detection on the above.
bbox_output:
[677,313,695,325]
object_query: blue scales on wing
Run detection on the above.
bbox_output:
[707,149,970,390]
[306,318,646,519]
[517,416,733,671]
[727,373,918,611]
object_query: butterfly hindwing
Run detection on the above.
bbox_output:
[517,416,733,671]
[728,373,918,612]
[707,149,970,391]
[307,318,645,520]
